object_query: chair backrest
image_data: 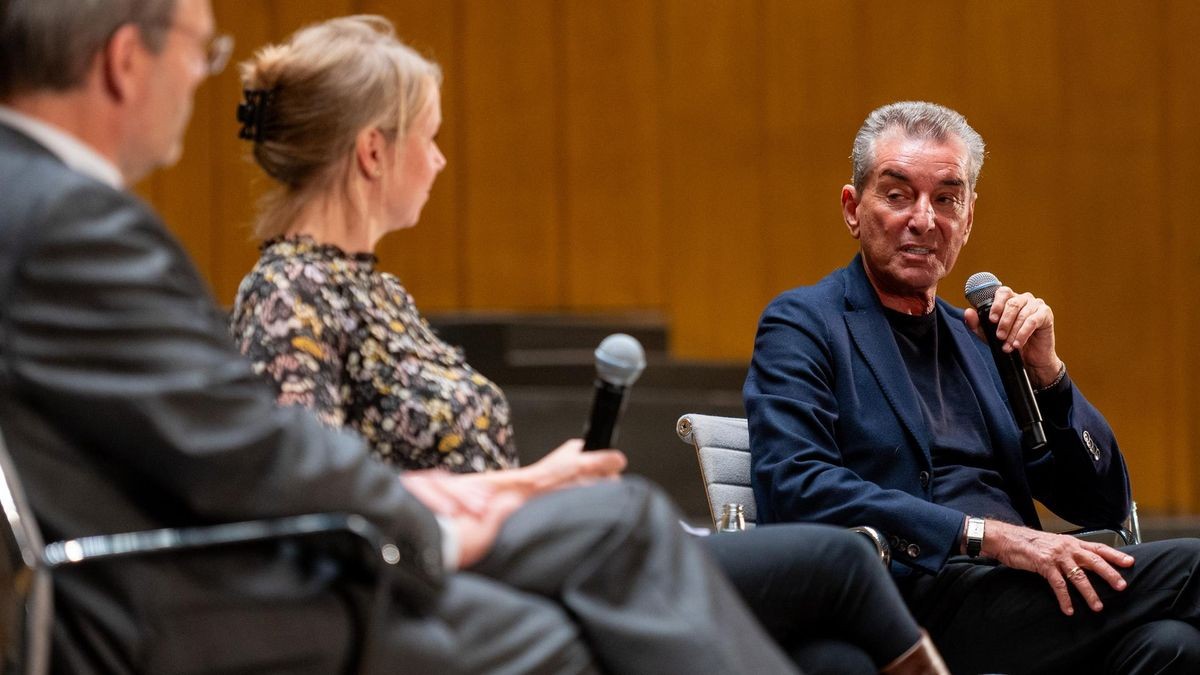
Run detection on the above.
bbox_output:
[676,414,756,528]
[0,422,402,675]
[0,425,52,675]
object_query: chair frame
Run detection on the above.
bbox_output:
[0,427,401,675]
[676,413,1140,566]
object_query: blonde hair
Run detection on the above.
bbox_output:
[238,15,442,239]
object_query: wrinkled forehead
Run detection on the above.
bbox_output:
[868,128,972,185]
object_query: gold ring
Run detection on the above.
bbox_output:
[1066,565,1084,579]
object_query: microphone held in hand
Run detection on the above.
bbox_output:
[582,334,646,450]
[964,272,1047,452]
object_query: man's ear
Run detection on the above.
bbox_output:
[101,24,147,103]
[841,185,862,239]
[963,191,978,243]
[354,126,387,180]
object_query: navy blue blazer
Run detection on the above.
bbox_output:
[744,255,1131,576]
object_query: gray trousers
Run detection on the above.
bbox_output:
[372,477,798,674]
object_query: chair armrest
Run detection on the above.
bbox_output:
[26,514,409,674]
[848,526,891,567]
[1061,501,1142,547]
[1062,526,1137,547]
[42,513,396,568]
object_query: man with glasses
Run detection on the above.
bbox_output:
[0,1,802,672]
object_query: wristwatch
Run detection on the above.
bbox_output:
[965,517,986,558]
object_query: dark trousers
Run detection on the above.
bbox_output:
[703,524,922,674]
[902,538,1200,674]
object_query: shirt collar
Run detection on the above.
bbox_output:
[0,105,124,189]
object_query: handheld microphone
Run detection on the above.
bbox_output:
[964,272,1048,452]
[582,334,646,450]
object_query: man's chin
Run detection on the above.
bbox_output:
[161,142,184,169]
[122,146,181,186]
[883,271,943,298]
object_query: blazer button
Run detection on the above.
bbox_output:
[919,471,930,488]
[906,544,921,558]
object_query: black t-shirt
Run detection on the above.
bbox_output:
[884,308,1023,523]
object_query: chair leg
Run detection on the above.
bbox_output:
[881,630,950,675]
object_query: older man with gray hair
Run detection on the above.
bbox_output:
[746,100,1200,673]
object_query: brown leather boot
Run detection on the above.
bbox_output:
[881,630,951,675]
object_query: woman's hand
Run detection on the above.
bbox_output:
[399,441,626,567]
[400,469,496,518]
[476,439,626,498]
[523,438,626,492]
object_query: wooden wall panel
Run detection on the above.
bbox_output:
[949,0,1066,304]
[561,0,663,309]
[269,0,355,34]
[147,0,1200,513]
[459,0,561,309]
[204,1,272,303]
[1164,1,1200,512]
[659,0,767,358]
[760,0,861,300]
[1053,2,1170,509]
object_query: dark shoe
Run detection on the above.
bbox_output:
[882,630,950,675]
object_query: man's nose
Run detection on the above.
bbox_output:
[908,197,936,231]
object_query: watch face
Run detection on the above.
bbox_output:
[967,518,985,556]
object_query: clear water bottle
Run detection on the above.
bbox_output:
[717,503,746,532]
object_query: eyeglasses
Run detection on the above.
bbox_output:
[143,20,234,76]
[200,33,234,76]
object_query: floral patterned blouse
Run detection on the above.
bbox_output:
[230,237,516,472]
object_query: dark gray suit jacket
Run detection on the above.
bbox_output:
[0,122,444,672]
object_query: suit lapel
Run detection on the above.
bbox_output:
[842,257,932,461]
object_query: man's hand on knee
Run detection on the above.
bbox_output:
[983,520,1135,615]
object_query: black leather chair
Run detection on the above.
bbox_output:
[0,424,403,675]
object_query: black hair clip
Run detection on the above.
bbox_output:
[236,88,275,142]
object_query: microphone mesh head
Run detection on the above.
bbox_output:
[594,333,646,387]
[964,272,1002,310]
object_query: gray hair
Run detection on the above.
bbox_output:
[850,101,986,192]
[0,0,177,99]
